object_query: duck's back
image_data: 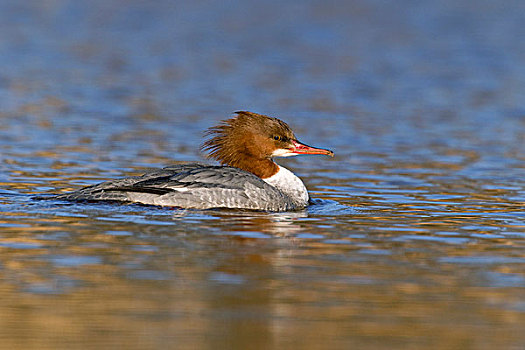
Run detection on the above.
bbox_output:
[54,163,300,211]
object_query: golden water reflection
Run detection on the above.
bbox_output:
[0,188,524,349]
[1,0,525,348]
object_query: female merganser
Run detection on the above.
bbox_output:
[55,111,333,211]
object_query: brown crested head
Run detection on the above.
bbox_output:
[202,111,294,162]
[201,111,334,178]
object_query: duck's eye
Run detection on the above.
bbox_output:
[273,135,281,141]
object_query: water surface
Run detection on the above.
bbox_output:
[1,0,524,349]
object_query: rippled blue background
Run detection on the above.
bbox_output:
[1,1,524,349]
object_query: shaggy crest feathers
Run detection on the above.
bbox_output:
[201,111,296,177]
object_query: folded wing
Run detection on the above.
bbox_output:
[54,163,295,211]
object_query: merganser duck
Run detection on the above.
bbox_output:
[55,111,333,211]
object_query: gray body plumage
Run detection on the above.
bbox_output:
[54,163,305,211]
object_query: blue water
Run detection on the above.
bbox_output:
[1,0,524,349]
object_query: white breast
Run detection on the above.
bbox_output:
[262,165,309,206]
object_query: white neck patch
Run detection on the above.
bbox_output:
[262,165,309,206]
